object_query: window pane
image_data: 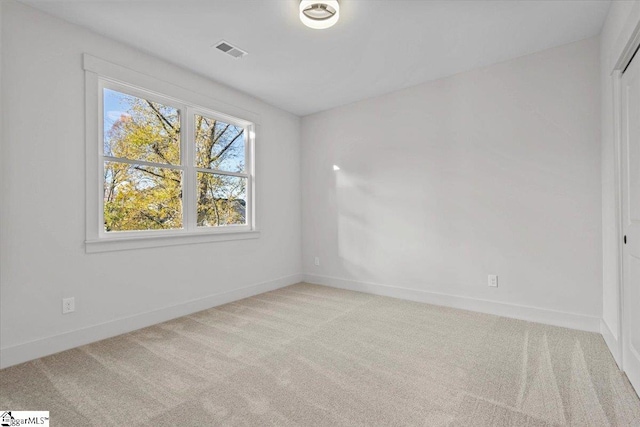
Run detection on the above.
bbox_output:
[194,114,245,172]
[104,161,183,232]
[197,172,247,227]
[104,88,180,165]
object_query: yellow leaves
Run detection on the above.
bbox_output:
[110,111,180,165]
[104,162,182,231]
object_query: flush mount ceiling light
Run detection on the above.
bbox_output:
[299,0,339,30]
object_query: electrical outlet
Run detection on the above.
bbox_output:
[488,275,498,288]
[62,297,75,314]
[314,257,320,266]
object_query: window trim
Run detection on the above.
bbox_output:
[84,54,259,253]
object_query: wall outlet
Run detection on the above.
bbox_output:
[314,257,320,266]
[488,275,498,288]
[62,297,75,314]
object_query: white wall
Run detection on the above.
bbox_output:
[302,37,602,330]
[600,0,640,365]
[0,1,302,367]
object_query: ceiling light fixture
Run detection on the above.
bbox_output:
[300,0,339,30]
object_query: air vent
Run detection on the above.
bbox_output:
[214,40,248,59]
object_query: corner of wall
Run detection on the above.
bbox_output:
[601,318,621,367]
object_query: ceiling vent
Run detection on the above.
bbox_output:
[214,41,248,59]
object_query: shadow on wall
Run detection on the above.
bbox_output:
[327,123,580,297]
[332,145,476,291]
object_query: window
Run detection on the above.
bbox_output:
[84,61,257,252]
[101,81,254,237]
[103,88,184,232]
[193,112,248,228]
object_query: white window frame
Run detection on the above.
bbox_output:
[84,54,259,252]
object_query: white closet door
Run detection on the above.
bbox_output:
[621,49,640,394]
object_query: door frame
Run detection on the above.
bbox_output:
[612,19,640,373]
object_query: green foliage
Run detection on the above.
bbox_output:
[104,162,183,231]
[103,90,247,232]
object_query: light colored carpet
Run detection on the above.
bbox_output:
[1,283,639,426]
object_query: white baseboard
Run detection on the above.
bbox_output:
[0,273,303,369]
[600,318,622,368]
[303,274,600,333]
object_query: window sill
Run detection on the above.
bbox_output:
[85,230,260,253]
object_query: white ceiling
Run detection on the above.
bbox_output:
[21,0,611,116]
